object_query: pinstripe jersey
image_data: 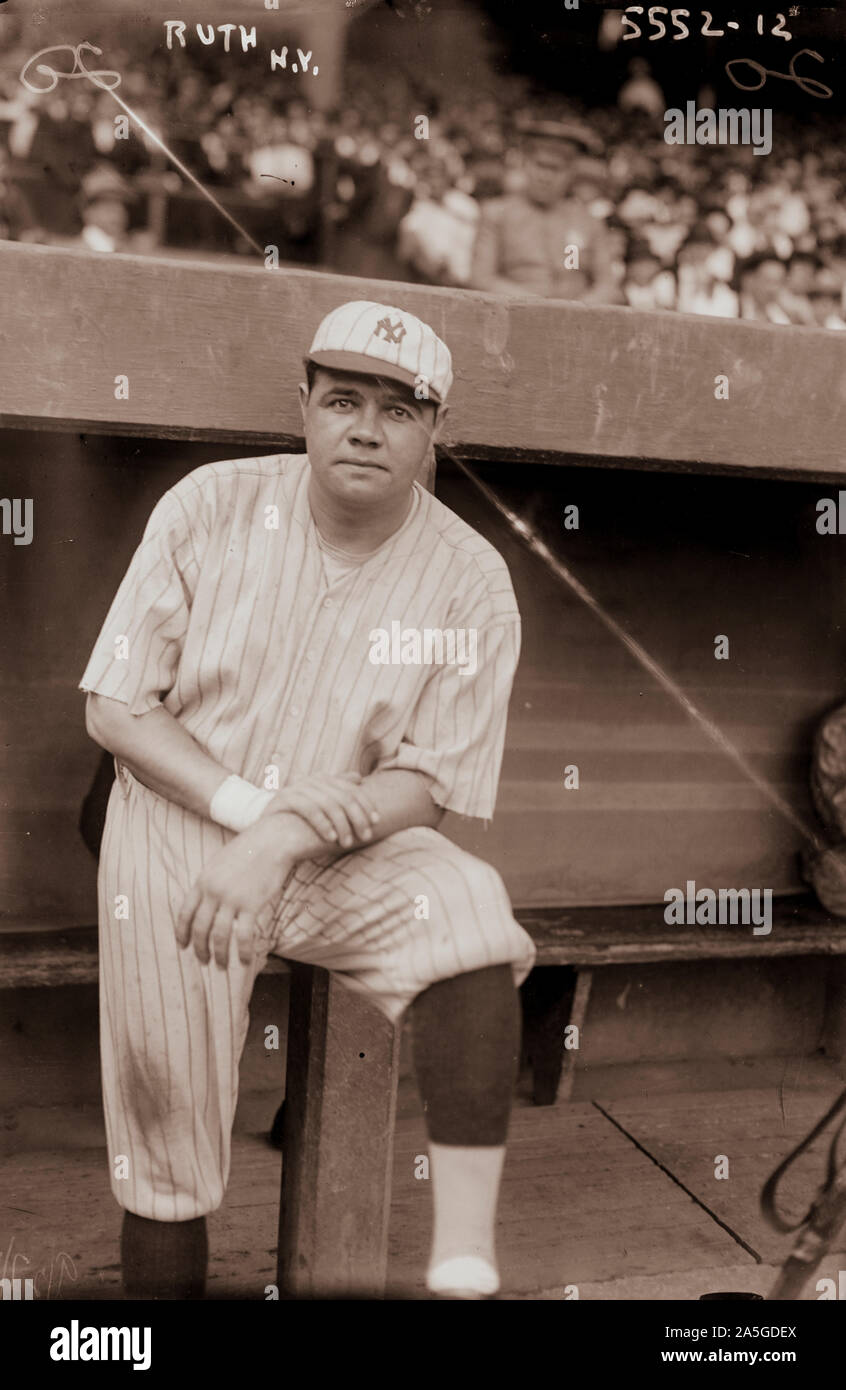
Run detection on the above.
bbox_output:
[79,452,534,1220]
[79,452,521,821]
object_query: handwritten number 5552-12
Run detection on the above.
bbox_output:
[622,9,794,42]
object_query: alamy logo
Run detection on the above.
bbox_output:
[50,1320,151,1371]
[0,1277,34,1300]
[663,103,772,156]
[368,622,477,676]
[0,498,33,546]
[664,880,772,935]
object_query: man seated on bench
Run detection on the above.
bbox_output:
[79,299,536,1301]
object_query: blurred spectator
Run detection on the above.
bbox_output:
[779,252,819,327]
[622,237,675,311]
[397,157,479,286]
[0,36,845,326]
[737,253,791,325]
[809,285,846,331]
[618,59,665,119]
[469,120,619,302]
[0,146,43,241]
[675,230,739,318]
[669,230,733,322]
[74,164,153,254]
[245,115,315,196]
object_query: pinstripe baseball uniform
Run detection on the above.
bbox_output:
[79,451,535,1221]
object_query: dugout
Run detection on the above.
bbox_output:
[2,241,846,1079]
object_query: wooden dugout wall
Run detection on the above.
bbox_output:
[3,239,846,928]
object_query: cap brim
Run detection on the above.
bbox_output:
[306,350,444,404]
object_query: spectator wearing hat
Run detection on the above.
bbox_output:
[468,120,619,303]
[74,164,152,255]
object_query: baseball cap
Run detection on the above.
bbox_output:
[306,300,454,405]
[81,163,134,207]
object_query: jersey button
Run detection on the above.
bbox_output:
[289,706,300,718]
[323,598,333,608]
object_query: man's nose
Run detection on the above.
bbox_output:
[348,404,384,445]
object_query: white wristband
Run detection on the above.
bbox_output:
[209,774,276,833]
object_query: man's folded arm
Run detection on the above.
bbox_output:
[85,693,235,818]
[86,691,444,863]
[258,768,447,871]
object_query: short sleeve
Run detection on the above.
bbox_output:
[78,483,206,715]
[376,611,521,821]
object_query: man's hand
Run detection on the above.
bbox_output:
[263,771,380,850]
[176,814,298,969]
[177,769,443,969]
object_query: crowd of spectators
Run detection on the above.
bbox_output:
[2,42,846,328]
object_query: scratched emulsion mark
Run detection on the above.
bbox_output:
[19,42,265,254]
[481,301,514,376]
[0,1236,78,1299]
[447,451,826,856]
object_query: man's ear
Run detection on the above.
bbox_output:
[298,381,309,429]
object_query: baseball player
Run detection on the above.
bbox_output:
[80,300,536,1300]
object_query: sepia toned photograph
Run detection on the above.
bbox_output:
[2,0,846,1363]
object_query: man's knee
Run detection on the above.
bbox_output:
[374,828,510,918]
[426,839,511,918]
[415,840,535,974]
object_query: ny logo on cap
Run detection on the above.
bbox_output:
[373,315,407,345]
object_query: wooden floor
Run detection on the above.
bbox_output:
[3,1057,846,1301]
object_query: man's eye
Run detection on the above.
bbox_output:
[329,397,353,409]
[389,405,410,419]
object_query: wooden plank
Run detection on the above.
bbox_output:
[4,896,845,988]
[516,897,846,966]
[276,962,400,1298]
[558,969,594,1103]
[3,242,846,478]
[0,924,288,989]
[599,1077,846,1265]
[0,924,100,989]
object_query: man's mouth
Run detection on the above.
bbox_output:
[335,459,386,470]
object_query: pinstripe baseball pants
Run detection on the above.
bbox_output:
[98,773,536,1221]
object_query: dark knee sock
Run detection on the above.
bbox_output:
[121,1212,208,1300]
[411,964,520,1146]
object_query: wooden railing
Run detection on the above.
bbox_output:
[3,240,846,477]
